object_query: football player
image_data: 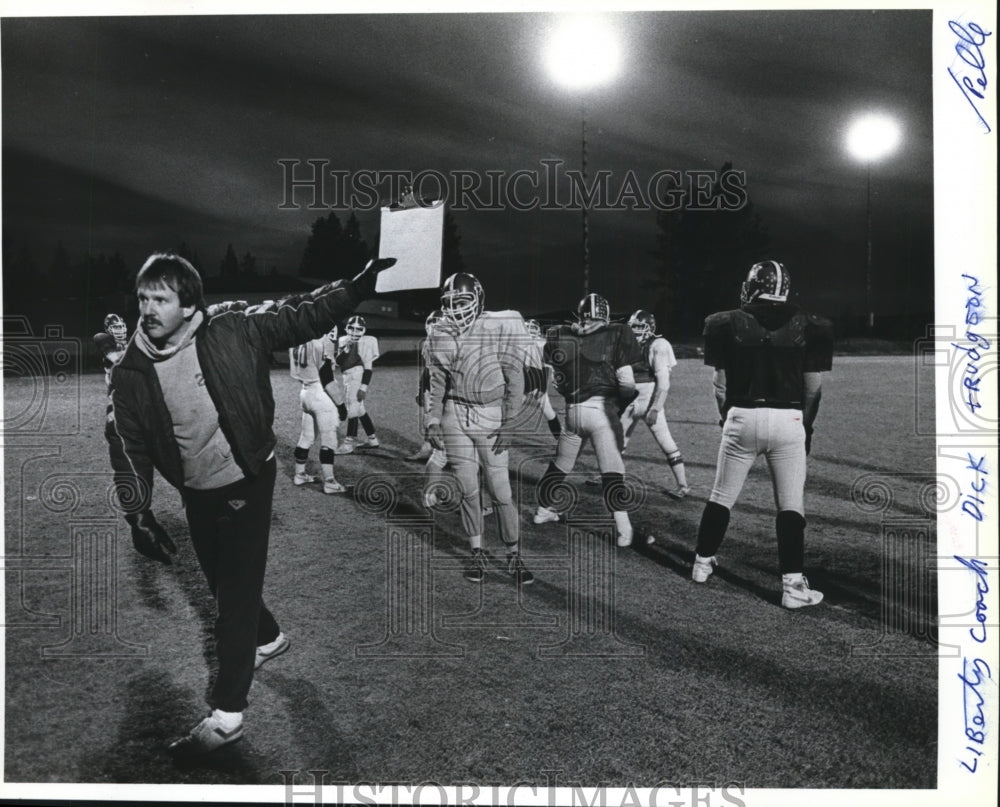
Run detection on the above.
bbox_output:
[524,318,562,440]
[334,315,380,453]
[623,310,690,498]
[94,313,129,386]
[533,293,643,547]
[289,333,347,494]
[692,260,832,609]
[424,272,533,584]
[405,310,442,462]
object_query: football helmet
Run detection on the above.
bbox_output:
[577,293,610,324]
[628,309,656,344]
[740,260,790,306]
[525,319,543,339]
[441,272,484,331]
[104,313,128,345]
[425,309,443,337]
[346,315,366,340]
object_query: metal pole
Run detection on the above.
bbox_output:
[581,102,590,298]
[866,162,874,333]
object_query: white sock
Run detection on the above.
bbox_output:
[469,535,482,551]
[211,708,243,728]
[782,572,804,585]
[613,511,632,535]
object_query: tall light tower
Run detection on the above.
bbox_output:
[846,113,902,333]
[544,16,621,297]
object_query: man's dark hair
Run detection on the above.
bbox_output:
[136,253,206,311]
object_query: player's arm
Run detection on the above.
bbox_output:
[645,342,672,424]
[498,318,527,423]
[614,364,639,415]
[802,372,823,454]
[358,336,379,401]
[712,369,727,421]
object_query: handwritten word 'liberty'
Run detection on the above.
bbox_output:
[948,20,992,132]
[958,656,991,773]
[951,274,990,416]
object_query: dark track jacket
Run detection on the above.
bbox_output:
[106,278,365,515]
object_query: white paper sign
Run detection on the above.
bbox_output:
[375,200,445,293]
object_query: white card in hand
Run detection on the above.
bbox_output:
[375,199,445,293]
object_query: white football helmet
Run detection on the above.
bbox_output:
[525,319,543,339]
[628,310,656,344]
[441,272,484,331]
[425,309,443,337]
[346,315,366,341]
[104,313,128,345]
[577,293,610,325]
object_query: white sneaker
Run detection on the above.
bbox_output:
[584,474,602,487]
[532,506,560,524]
[293,472,319,486]
[482,503,494,516]
[782,575,824,609]
[363,435,379,448]
[334,439,355,455]
[168,710,244,756]
[666,485,691,500]
[692,554,717,583]
[422,489,439,508]
[255,632,290,669]
[323,478,347,494]
[616,525,634,548]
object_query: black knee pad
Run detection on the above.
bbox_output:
[293,446,309,462]
[319,447,335,465]
[776,510,806,541]
[536,462,568,510]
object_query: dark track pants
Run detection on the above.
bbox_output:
[183,457,280,712]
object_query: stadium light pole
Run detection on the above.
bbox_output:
[544,16,621,298]
[845,113,902,333]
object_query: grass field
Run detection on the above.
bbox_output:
[3,354,939,790]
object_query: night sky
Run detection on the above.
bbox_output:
[1,8,934,318]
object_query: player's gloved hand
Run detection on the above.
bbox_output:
[645,407,660,427]
[415,392,425,408]
[616,385,640,416]
[426,422,445,451]
[125,511,177,565]
[489,422,513,455]
[351,257,398,296]
[93,332,117,357]
[335,402,348,421]
[356,388,367,403]
[805,424,814,455]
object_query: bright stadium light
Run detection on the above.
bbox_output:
[544,16,621,90]
[544,15,622,296]
[846,113,902,333]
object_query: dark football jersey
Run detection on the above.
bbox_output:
[703,303,833,409]
[544,322,643,403]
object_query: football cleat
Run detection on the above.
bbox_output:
[666,485,691,500]
[532,506,561,525]
[293,472,320,486]
[323,478,347,494]
[781,575,824,609]
[464,548,489,583]
[346,315,366,341]
[406,442,433,462]
[506,552,534,585]
[616,525,634,548]
[577,293,610,324]
[441,272,485,331]
[692,555,717,583]
[104,312,128,345]
[360,435,379,448]
[168,711,244,756]
[740,260,790,306]
[334,438,355,455]
[628,309,656,344]
[255,632,290,669]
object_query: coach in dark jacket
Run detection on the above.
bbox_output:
[106,251,394,756]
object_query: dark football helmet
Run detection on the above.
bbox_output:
[441,273,485,331]
[577,293,610,324]
[628,309,656,344]
[346,315,366,340]
[740,260,790,306]
[104,313,128,345]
